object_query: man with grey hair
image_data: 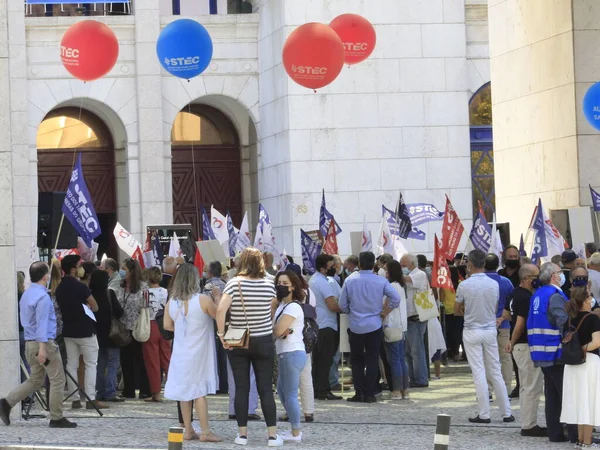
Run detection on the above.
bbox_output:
[100,258,120,291]
[502,264,546,437]
[455,250,512,423]
[588,252,600,301]
[160,256,177,289]
[400,253,429,388]
[527,262,577,443]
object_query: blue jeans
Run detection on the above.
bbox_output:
[96,347,120,399]
[384,339,409,391]
[405,321,429,386]
[277,351,307,429]
[329,350,341,387]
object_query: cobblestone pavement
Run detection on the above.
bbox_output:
[0,364,575,450]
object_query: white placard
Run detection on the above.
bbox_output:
[83,304,97,322]
[568,207,595,245]
[339,313,351,353]
[350,232,363,257]
[196,240,228,265]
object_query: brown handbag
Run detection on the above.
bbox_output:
[223,280,250,349]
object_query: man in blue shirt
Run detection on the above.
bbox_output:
[308,254,342,401]
[0,262,77,428]
[340,252,401,403]
[484,253,514,396]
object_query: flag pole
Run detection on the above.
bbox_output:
[594,210,600,245]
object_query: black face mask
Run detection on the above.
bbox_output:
[505,259,519,269]
[326,268,337,277]
[276,285,290,301]
[531,278,541,289]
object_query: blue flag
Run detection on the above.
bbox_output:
[201,206,216,241]
[382,205,426,241]
[301,229,321,275]
[226,213,236,257]
[394,192,412,239]
[519,233,526,257]
[258,203,272,231]
[153,233,165,266]
[406,203,444,227]
[61,153,101,248]
[319,190,342,237]
[590,185,600,212]
[469,211,492,252]
[531,199,548,264]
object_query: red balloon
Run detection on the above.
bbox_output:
[330,14,376,65]
[282,23,345,90]
[60,20,119,82]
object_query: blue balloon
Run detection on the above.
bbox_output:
[583,81,600,131]
[157,19,213,80]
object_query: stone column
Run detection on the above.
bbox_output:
[0,0,23,418]
[133,1,169,237]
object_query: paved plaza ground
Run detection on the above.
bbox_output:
[0,364,579,450]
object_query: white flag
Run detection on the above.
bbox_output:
[490,214,503,262]
[113,222,142,257]
[211,206,230,245]
[362,215,372,252]
[235,212,251,254]
[169,232,182,258]
[29,240,40,264]
[542,208,567,259]
[377,216,407,261]
[254,224,264,251]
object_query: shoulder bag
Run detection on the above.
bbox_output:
[132,289,151,343]
[414,283,439,322]
[558,314,591,366]
[223,280,250,349]
[108,289,131,347]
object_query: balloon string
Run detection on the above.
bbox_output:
[188,102,201,239]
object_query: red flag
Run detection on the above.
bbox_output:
[142,231,154,269]
[132,246,145,269]
[194,241,204,276]
[439,195,464,260]
[322,217,339,255]
[431,234,454,291]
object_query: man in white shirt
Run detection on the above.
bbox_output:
[400,254,430,388]
[588,252,600,301]
[455,250,513,424]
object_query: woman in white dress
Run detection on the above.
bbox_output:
[163,263,221,443]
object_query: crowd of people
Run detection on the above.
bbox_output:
[4,242,600,447]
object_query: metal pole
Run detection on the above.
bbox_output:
[168,426,183,450]
[433,414,451,450]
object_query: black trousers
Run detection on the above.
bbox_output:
[444,314,464,356]
[312,327,339,396]
[541,365,578,442]
[228,335,276,427]
[349,328,383,398]
[120,338,151,398]
[215,335,229,393]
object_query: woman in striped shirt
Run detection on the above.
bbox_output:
[217,248,282,447]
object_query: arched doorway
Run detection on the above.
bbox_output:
[469,82,494,221]
[37,107,118,259]
[171,104,242,239]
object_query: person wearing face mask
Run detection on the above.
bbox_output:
[560,249,578,298]
[344,255,359,277]
[56,255,106,410]
[502,264,547,437]
[399,254,430,388]
[0,262,77,429]
[273,271,307,442]
[332,255,345,287]
[499,245,521,288]
[100,258,121,292]
[308,254,342,401]
[526,262,578,443]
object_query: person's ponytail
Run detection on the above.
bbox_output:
[566,286,590,318]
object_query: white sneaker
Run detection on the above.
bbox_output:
[191,421,202,434]
[268,435,284,447]
[282,431,302,442]
[234,434,248,445]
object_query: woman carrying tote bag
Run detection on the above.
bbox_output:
[382,260,409,400]
[216,248,283,447]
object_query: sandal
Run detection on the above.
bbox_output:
[200,432,222,443]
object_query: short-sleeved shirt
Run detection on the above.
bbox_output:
[56,276,95,338]
[498,267,520,288]
[148,287,168,320]
[406,268,429,317]
[274,301,305,355]
[223,277,275,337]
[570,312,600,356]
[309,272,338,331]
[455,273,498,330]
[486,272,514,329]
[504,286,532,345]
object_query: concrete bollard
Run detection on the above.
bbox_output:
[433,414,451,449]
[168,426,184,450]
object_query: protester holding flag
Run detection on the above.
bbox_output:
[115,258,151,400]
[439,265,464,362]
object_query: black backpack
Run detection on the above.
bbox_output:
[276,297,319,354]
[155,305,174,341]
[558,314,591,366]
